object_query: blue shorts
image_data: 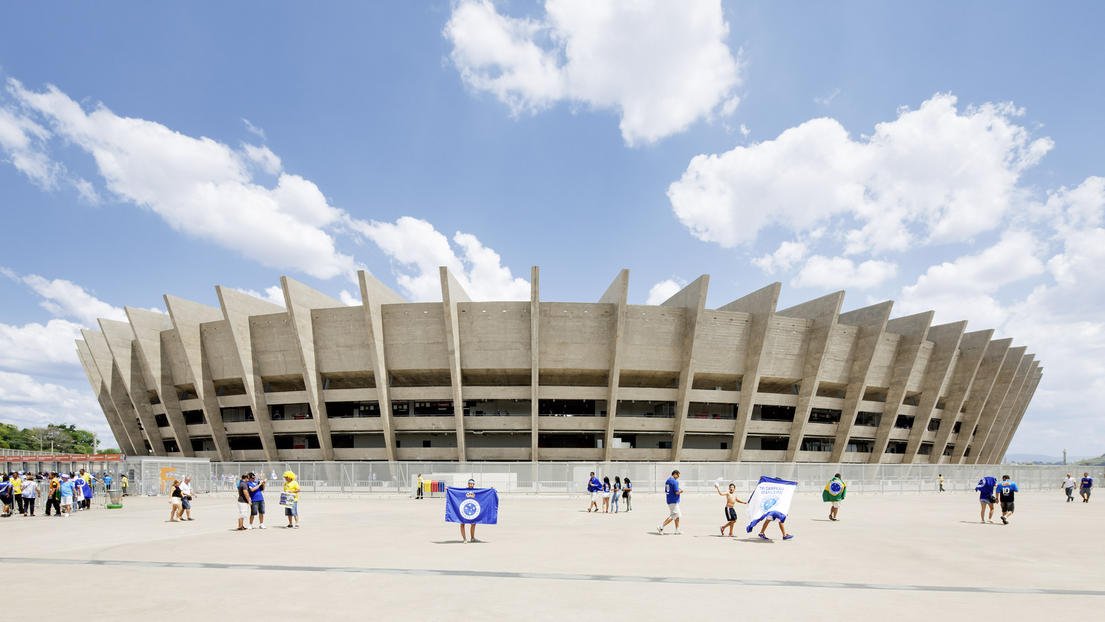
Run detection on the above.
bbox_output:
[285,502,298,517]
[251,500,265,516]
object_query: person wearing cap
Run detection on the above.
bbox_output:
[59,474,75,517]
[20,474,37,516]
[248,472,267,529]
[12,472,23,515]
[44,473,60,517]
[179,476,195,521]
[460,479,478,543]
[282,471,300,529]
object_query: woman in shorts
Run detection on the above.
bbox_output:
[169,479,183,522]
[601,476,612,513]
[622,477,632,512]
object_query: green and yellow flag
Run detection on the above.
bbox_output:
[823,477,846,502]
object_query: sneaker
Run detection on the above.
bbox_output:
[293,524,300,529]
[1000,516,1008,525]
[673,529,682,535]
[657,526,664,534]
[259,524,267,529]
[782,534,794,541]
[758,533,770,541]
[247,524,254,530]
[236,527,247,531]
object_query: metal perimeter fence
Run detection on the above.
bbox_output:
[124,460,1097,497]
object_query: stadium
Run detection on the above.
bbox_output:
[75,267,1041,465]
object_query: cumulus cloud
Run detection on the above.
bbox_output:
[792,256,897,290]
[0,370,111,443]
[445,0,742,145]
[3,79,354,279]
[351,216,529,301]
[668,93,1053,253]
[645,278,686,305]
[0,105,58,188]
[232,286,286,308]
[0,318,85,373]
[752,240,807,274]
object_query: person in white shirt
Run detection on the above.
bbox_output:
[21,476,38,516]
[180,476,194,521]
[1062,474,1077,503]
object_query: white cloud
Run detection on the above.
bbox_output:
[0,318,85,373]
[813,87,841,107]
[350,216,529,301]
[0,370,112,445]
[445,0,742,146]
[668,93,1053,253]
[242,117,266,140]
[0,106,58,188]
[752,240,807,274]
[12,273,127,327]
[73,177,101,204]
[645,278,685,305]
[232,286,286,308]
[242,143,282,175]
[338,290,361,306]
[4,79,355,280]
[792,256,897,290]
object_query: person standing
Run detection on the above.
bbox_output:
[74,474,86,511]
[586,472,601,513]
[823,473,846,521]
[235,474,251,531]
[45,473,60,517]
[611,476,622,513]
[938,474,945,492]
[1062,474,1077,502]
[622,477,632,512]
[715,482,746,537]
[81,477,93,510]
[121,474,129,496]
[20,475,37,517]
[459,479,479,543]
[976,476,998,523]
[0,475,12,517]
[1079,472,1093,503]
[416,473,424,500]
[104,473,113,491]
[12,473,23,515]
[657,470,683,535]
[282,471,300,529]
[248,472,267,529]
[59,475,74,517]
[180,476,194,521]
[601,476,611,513]
[997,475,1018,525]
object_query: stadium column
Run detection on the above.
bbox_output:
[529,266,540,461]
[599,269,629,463]
[719,283,781,461]
[126,308,193,457]
[99,319,165,455]
[357,270,406,462]
[215,287,284,462]
[281,277,342,461]
[82,329,146,456]
[900,321,967,463]
[164,295,232,461]
[778,292,848,463]
[927,330,993,464]
[76,339,138,456]
[980,358,1037,464]
[995,368,1043,462]
[966,347,1027,464]
[440,267,471,463]
[661,275,709,462]
[949,338,1013,464]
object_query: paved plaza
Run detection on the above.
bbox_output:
[2,489,1102,620]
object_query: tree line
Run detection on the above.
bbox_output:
[0,423,119,454]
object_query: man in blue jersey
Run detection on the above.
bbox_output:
[1079,472,1093,503]
[657,470,682,535]
[975,476,997,524]
[586,472,601,513]
[997,475,1018,525]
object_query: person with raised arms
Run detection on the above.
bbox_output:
[715,482,746,537]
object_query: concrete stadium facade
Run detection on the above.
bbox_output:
[75,268,1042,465]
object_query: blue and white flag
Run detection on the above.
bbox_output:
[745,476,798,532]
[445,487,499,524]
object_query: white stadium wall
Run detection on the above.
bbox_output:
[76,268,1042,465]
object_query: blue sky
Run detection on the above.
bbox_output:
[1,1,1102,458]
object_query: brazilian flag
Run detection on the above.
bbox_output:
[822,477,846,502]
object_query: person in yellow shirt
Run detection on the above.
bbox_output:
[416,473,424,500]
[282,471,300,529]
[12,474,23,515]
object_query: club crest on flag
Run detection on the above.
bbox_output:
[445,486,500,525]
[745,476,798,532]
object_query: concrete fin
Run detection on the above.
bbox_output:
[717,282,781,313]
[928,329,995,463]
[777,290,845,319]
[949,337,1013,463]
[280,276,339,459]
[601,269,630,460]
[666,275,710,460]
[357,270,397,461]
[728,284,782,460]
[783,291,847,461]
[529,266,540,461]
[440,267,468,461]
[76,339,134,455]
[598,269,629,305]
[901,320,967,462]
[99,318,164,451]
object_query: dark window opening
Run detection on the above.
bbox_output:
[809,408,841,424]
[928,419,941,432]
[189,437,214,452]
[691,374,740,391]
[943,444,955,456]
[154,414,170,427]
[800,437,833,452]
[270,404,312,420]
[538,433,598,449]
[886,441,908,454]
[464,399,531,416]
[220,406,254,422]
[176,384,197,401]
[538,371,609,387]
[935,398,947,410]
[538,399,603,416]
[952,422,963,433]
[616,400,675,418]
[213,379,246,396]
[862,387,888,402]
[657,440,672,449]
[462,369,531,386]
[422,439,432,448]
[855,411,881,427]
[320,372,375,390]
[275,434,320,450]
[147,390,161,405]
[182,410,205,426]
[757,378,800,395]
[619,371,678,389]
[162,439,180,453]
[409,401,455,416]
[815,383,847,399]
[846,439,874,453]
[227,435,264,451]
[262,375,306,393]
[326,401,380,418]
[918,442,933,455]
[688,402,737,420]
[894,415,915,429]
[745,435,789,451]
[751,404,795,422]
[902,393,921,407]
[388,369,452,388]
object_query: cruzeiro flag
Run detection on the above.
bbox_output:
[745,476,798,532]
[445,487,500,524]
[823,477,846,502]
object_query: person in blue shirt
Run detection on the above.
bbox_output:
[975,476,997,523]
[997,475,1019,525]
[59,475,75,517]
[104,474,113,491]
[1079,472,1093,502]
[657,470,683,535]
[586,472,601,513]
[248,472,267,529]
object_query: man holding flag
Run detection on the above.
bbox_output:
[746,476,797,541]
[823,473,846,521]
[446,478,499,543]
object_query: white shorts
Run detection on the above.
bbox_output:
[237,502,251,519]
[667,503,681,518]
[170,497,183,506]
[590,491,599,502]
[61,495,73,506]
[602,492,611,499]
[830,501,840,509]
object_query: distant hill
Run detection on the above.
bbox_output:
[1004,453,1063,464]
[1075,454,1105,466]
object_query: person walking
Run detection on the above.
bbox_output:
[74,474,86,511]
[81,476,93,510]
[44,473,60,517]
[121,474,129,496]
[757,516,794,541]
[586,472,601,513]
[997,475,1018,525]
[180,476,195,520]
[0,474,12,517]
[169,479,183,522]
[938,474,945,492]
[248,472,267,529]
[823,473,846,521]
[21,474,38,517]
[1062,474,1076,502]
[611,476,622,513]
[622,477,632,512]
[1079,472,1093,502]
[59,474,74,517]
[282,471,300,529]
[657,470,683,535]
[416,473,424,500]
[601,476,611,513]
[976,476,998,523]
[235,474,251,531]
[12,473,23,515]
[715,482,746,537]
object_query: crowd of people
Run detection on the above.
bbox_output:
[585,472,633,513]
[231,470,300,530]
[0,468,126,518]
